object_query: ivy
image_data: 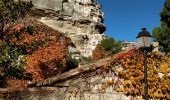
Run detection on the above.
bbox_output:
[0,42,26,87]
[0,29,50,87]
[108,51,170,99]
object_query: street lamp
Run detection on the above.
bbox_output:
[136,28,152,100]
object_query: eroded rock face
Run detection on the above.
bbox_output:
[24,0,106,57]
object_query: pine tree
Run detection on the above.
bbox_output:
[152,0,170,52]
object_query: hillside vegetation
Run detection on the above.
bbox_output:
[0,18,71,88]
[106,50,170,99]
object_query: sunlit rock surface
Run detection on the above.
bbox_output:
[23,0,106,57]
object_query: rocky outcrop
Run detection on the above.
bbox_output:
[24,0,106,57]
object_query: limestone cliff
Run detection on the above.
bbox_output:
[24,0,106,57]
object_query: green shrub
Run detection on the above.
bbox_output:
[0,39,49,87]
[100,37,122,54]
[101,37,115,51]
[0,0,33,36]
[112,41,122,54]
[23,25,36,35]
[0,32,49,87]
[66,53,79,71]
[79,56,92,64]
[0,42,26,87]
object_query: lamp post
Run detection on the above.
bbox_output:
[136,28,152,100]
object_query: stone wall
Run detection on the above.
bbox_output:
[1,54,148,100]
[23,0,106,57]
[0,69,131,100]
[0,88,130,100]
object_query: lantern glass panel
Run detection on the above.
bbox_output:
[137,36,151,48]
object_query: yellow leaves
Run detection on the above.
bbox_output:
[124,80,131,85]
[107,80,113,86]
[160,63,170,74]
[109,52,170,99]
[115,87,124,92]
[149,91,165,98]
[153,92,159,97]
[124,87,130,93]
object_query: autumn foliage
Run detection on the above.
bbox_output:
[92,37,122,60]
[108,50,170,99]
[92,45,112,60]
[0,18,71,88]
[25,41,68,83]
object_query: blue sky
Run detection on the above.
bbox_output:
[97,0,166,41]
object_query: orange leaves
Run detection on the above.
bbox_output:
[12,24,24,32]
[108,51,170,99]
[6,79,28,89]
[113,49,139,60]
[25,41,68,83]
[22,33,46,44]
[3,17,71,88]
[92,45,112,60]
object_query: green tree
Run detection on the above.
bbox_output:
[152,0,170,52]
[0,0,33,37]
[101,37,116,51]
[100,37,122,54]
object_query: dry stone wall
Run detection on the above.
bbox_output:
[0,69,131,100]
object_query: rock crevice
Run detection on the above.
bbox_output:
[24,0,106,57]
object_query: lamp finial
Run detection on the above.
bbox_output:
[142,28,146,31]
